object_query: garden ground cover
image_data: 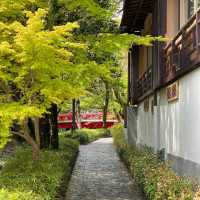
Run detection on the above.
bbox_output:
[111,125,199,200]
[0,136,79,200]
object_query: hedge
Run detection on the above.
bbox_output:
[0,137,79,200]
[64,128,111,144]
[111,125,198,200]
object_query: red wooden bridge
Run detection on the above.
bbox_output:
[58,112,118,129]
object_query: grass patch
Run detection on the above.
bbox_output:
[63,128,111,144]
[111,124,198,200]
[0,137,79,200]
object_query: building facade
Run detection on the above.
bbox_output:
[121,0,200,182]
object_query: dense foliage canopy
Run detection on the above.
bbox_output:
[0,0,161,150]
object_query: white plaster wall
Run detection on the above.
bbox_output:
[136,67,200,164]
[137,96,158,151]
[159,68,200,164]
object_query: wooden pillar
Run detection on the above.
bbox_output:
[72,99,76,133]
[128,51,131,104]
[152,0,167,89]
[130,46,139,104]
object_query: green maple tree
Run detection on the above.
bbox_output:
[0,0,164,157]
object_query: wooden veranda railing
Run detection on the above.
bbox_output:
[134,66,153,100]
[161,8,200,85]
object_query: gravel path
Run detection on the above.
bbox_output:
[65,138,145,200]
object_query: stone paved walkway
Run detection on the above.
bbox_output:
[65,138,145,200]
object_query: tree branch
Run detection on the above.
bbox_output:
[11,131,27,140]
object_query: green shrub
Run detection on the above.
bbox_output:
[111,125,197,200]
[78,132,89,144]
[64,128,111,144]
[0,137,79,200]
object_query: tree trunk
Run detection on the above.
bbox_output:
[72,99,76,133]
[112,88,127,126]
[112,88,126,107]
[76,99,81,129]
[22,118,40,160]
[39,114,50,149]
[103,82,110,129]
[50,103,59,149]
[113,108,123,123]
[26,133,40,160]
[46,0,59,149]
[33,117,40,148]
[27,117,42,148]
[28,118,35,140]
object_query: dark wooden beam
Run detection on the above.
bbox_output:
[120,0,154,33]
[131,0,145,28]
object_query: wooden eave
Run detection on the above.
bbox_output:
[120,0,154,33]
